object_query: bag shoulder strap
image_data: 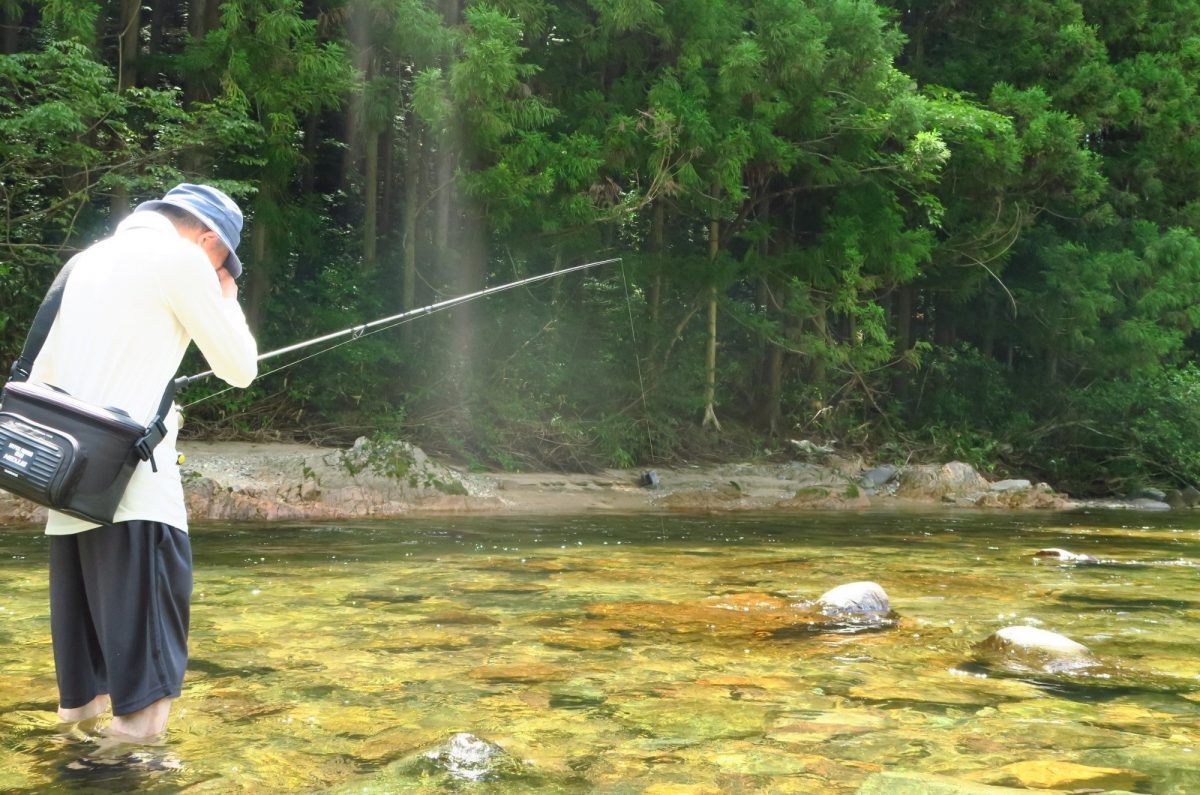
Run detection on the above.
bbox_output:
[7,256,184,469]
[9,255,81,383]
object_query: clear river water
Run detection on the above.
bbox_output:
[0,510,1197,793]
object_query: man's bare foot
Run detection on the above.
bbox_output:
[108,698,173,740]
[58,694,109,723]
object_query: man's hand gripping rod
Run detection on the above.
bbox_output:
[175,257,621,390]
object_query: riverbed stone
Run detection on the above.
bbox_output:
[817,582,890,616]
[860,466,898,488]
[614,696,774,741]
[581,597,835,638]
[469,663,568,683]
[856,771,1066,794]
[1129,487,1167,501]
[896,462,990,499]
[539,629,623,650]
[1082,746,1200,793]
[974,626,1098,673]
[419,732,520,782]
[988,760,1147,791]
[768,711,888,745]
[990,479,1031,492]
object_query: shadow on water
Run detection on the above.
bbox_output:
[187,658,278,678]
[1055,593,1200,611]
[8,728,191,795]
[768,615,900,639]
[955,661,1200,704]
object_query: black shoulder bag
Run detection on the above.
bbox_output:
[0,257,178,524]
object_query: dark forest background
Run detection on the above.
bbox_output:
[4,0,1200,494]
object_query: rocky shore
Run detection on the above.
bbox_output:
[0,436,1179,526]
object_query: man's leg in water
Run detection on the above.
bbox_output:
[110,697,173,739]
[50,522,192,740]
[58,694,109,723]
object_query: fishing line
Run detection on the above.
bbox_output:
[181,257,621,410]
[181,313,415,409]
[619,258,667,545]
[619,259,655,461]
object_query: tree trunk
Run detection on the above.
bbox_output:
[203,0,221,40]
[340,0,370,191]
[433,135,454,272]
[2,3,21,54]
[110,186,130,226]
[107,0,139,224]
[701,195,721,431]
[933,300,956,346]
[433,0,462,276]
[809,303,828,386]
[764,341,783,436]
[401,116,420,317]
[118,0,140,90]
[363,130,378,264]
[702,284,721,430]
[894,284,913,354]
[980,297,996,358]
[301,111,319,194]
[649,202,664,324]
[183,0,220,173]
[245,194,272,334]
[380,116,395,245]
[148,0,165,55]
[891,284,914,397]
[186,0,221,101]
[185,0,208,106]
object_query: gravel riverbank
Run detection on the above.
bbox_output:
[0,437,1106,527]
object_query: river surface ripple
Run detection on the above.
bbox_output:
[0,510,1197,793]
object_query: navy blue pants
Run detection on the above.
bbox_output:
[49,521,192,716]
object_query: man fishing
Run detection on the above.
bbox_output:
[28,184,258,739]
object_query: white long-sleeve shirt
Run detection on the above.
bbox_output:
[28,210,258,535]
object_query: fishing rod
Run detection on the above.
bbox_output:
[178,256,621,389]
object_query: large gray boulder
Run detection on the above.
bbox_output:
[818,581,891,616]
[974,626,1098,674]
[896,461,989,499]
[860,465,898,488]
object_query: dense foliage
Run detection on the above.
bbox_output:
[2,0,1200,493]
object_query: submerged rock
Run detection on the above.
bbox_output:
[469,663,568,683]
[817,581,890,616]
[1032,548,1099,564]
[421,732,519,782]
[582,583,899,640]
[856,771,1042,794]
[974,626,1098,674]
[990,760,1147,791]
